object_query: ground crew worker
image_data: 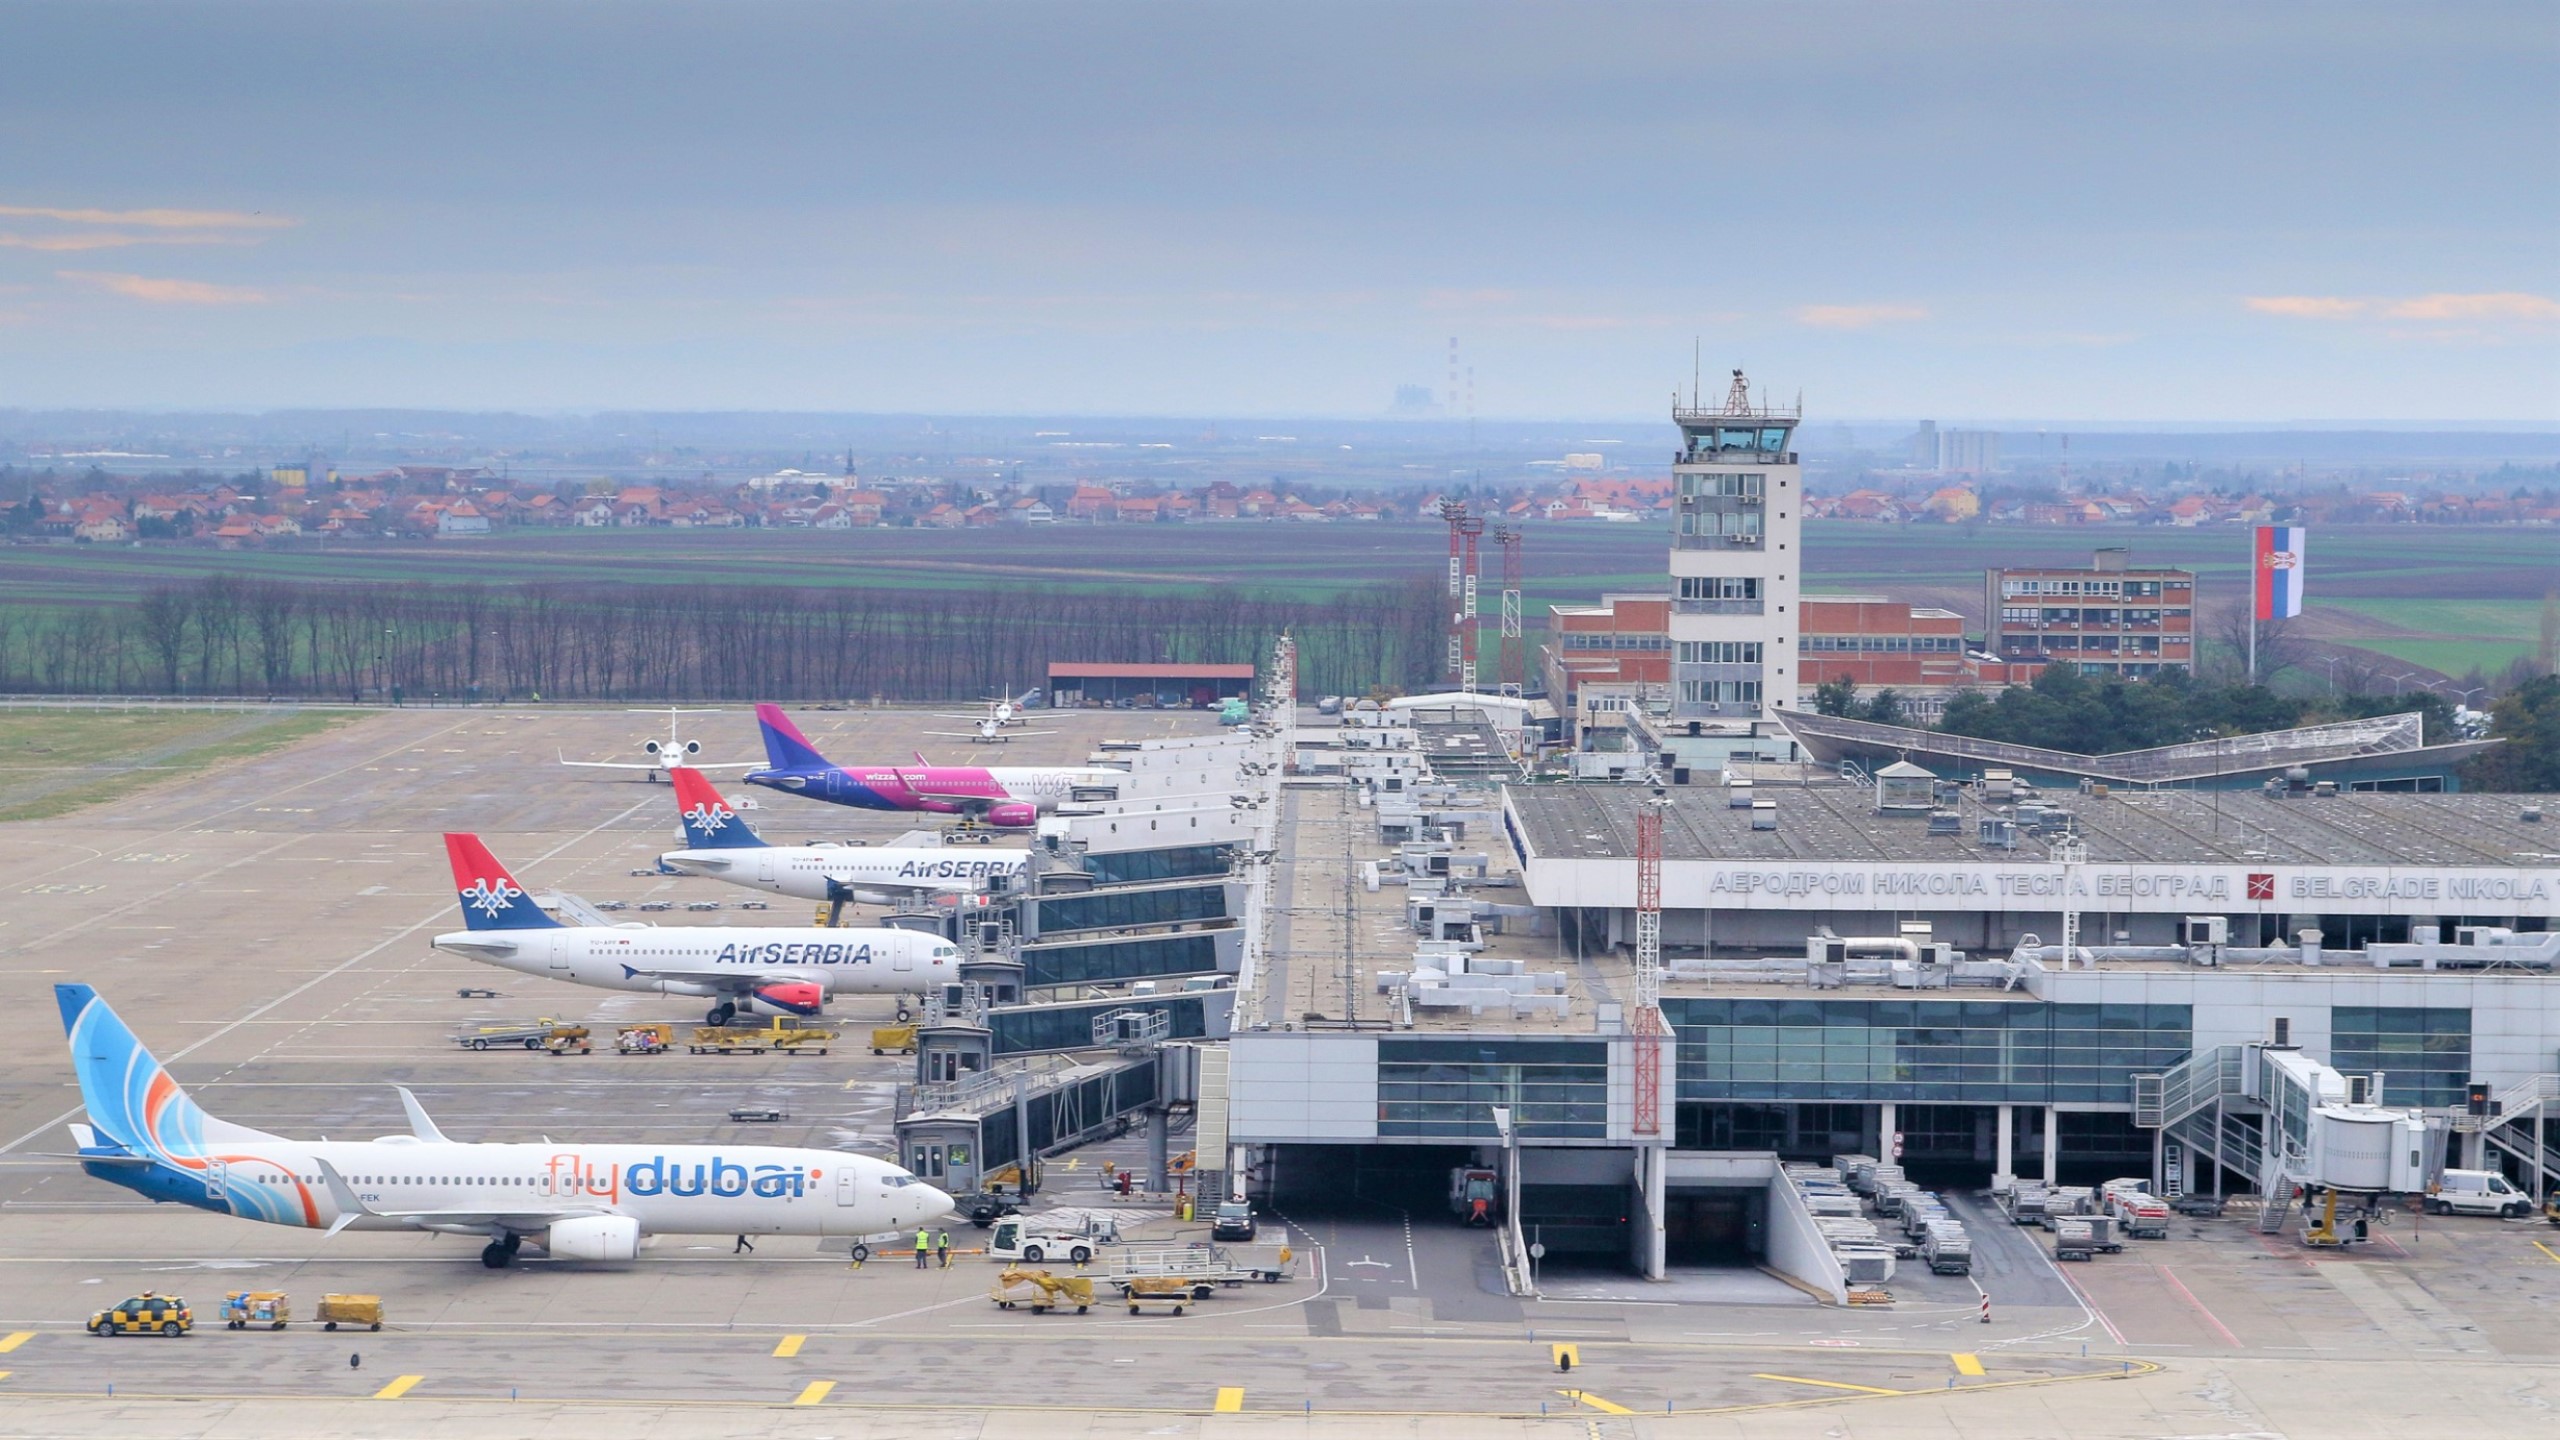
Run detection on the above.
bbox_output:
[734,1234,755,1254]
[914,1227,931,1269]
[936,1229,952,1268]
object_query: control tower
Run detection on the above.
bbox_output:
[1667,369,1800,738]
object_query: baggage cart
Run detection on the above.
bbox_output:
[219,1291,289,1330]
[2051,1218,2096,1262]
[989,1268,1094,1314]
[1122,1276,1194,1315]
[317,1293,383,1331]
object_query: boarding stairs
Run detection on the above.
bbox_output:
[2135,1043,2335,1232]
[2467,1074,2560,1196]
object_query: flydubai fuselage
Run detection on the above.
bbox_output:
[658,765,1031,905]
[432,834,958,1023]
[56,984,950,1267]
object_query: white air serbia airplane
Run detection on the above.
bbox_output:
[658,767,1030,910]
[55,983,951,1269]
[430,833,960,1026]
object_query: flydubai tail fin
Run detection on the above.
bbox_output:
[55,983,280,1159]
[669,767,766,850]
[754,702,836,772]
[443,833,562,931]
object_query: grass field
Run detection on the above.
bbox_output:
[0,708,368,822]
[4,520,2550,680]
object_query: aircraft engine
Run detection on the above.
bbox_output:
[546,1214,641,1262]
[986,801,1038,829]
[747,981,825,1018]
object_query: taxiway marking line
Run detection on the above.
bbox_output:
[2155,1265,2242,1348]
[372,1375,424,1400]
[1752,1374,1901,1396]
[0,1333,29,1353]
[1558,1388,1633,1414]
[773,1333,805,1358]
[793,1380,835,1406]
[1951,1352,1987,1376]
[2533,1241,2560,1266]
[1214,1386,1244,1412]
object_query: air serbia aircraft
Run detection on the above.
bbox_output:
[54,983,949,1269]
[659,767,1029,911]
[430,834,959,1025]
[745,702,1122,829]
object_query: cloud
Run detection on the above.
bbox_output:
[1795,303,1927,329]
[2245,295,2366,318]
[2382,291,2560,322]
[57,270,269,305]
[0,203,292,230]
[0,231,248,252]
[2246,291,2558,323]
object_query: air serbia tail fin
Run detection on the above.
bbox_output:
[669,766,766,850]
[443,833,562,931]
[55,983,280,1161]
[754,702,836,772]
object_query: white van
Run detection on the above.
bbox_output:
[2427,1169,2533,1218]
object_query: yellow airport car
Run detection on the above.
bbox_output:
[88,1292,192,1337]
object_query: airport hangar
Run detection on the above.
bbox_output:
[1222,768,2560,1283]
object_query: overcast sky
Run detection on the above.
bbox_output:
[1,1,2552,421]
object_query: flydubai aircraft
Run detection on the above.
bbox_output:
[430,834,960,1025]
[659,767,1029,911]
[54,984,950,1269]
[745,702,1122,829]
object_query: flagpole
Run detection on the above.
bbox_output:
[2247,529,2258,685]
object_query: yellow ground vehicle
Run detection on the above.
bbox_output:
[89,1292,191,1337]
[1122,1277,1193,1316]
[870,1023,918,1055]
[317,1294,383,1332]
[989,1268,1094,1315]
[219,1291,289,1330]
[544,1025,594,1055]
[617,1024,672,1055]
[688,1020,833,1055]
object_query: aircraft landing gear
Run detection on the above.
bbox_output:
[480,1236,522,1269]
[706,1002,736,1027]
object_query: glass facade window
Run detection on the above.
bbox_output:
[1021,932,1220,989]
[1035,883,1228,935]
[1665,998,2192,1104]
[2330,1006,2472,1109]
[1376,1039,1609,1139]
[1679,577,1760,601]
[1678,641,1763,664]
[991,995,1211,1055]
[1084,845,1230,886]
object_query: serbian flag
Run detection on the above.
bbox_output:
[2255,526,2306,619]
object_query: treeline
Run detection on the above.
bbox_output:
[0,574,1449,702]
[1929,665,2459,753]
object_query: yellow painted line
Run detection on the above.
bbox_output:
[2533,1240,2560,1265]
[1558,1388,1633,1414]
[1214,1386,1244,1412]
[792,1380,835,1407]
[1752,1373,1902,1396]
[1952,1352,1987,1377]
[772,1334,805,1358]
[0,1334,30,1353]
[371,1375,424,1400]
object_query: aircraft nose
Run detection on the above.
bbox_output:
[917,1184,955,1220]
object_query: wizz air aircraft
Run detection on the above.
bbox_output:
[659,767,1029,910]
[745,702,1122,829]
[54,984,950,1269]
[430,834,959,1025]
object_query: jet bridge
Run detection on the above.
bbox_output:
[2135,1037,2441,1235]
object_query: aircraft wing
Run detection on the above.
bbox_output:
[313,1159,607,1236]
[614,964,820,993]
[560,756,758,771]
[920,730,988,740]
